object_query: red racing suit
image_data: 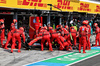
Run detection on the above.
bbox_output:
[94,26,100,46]
[41,30,53,51]
[47,26,53,31]
[58,28,72,51]
[58,36,72,51]
[79,25,88,53]
[62,28,72,46]
[10,23,15,30]
[70,27,77,46]
[86,25,91,50]
[0,19,5,40]
[34,22,40,38]
[2,27,5,40]
[0,23,5,47]
[4,29,17,49]
[49,29,64,49]
[99,28,100,46]
[11,29,25,53]
[4,23,16,49]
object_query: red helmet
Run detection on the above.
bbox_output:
[39,23,42,27]
[82,20,88,25]
[94,23,98,27]
[71,26,74,29]
[11,23,15,28]
[44,26,47,30]
[56,25,62,29]
[64,25,68,28]
[56,25,59,28]
[13,19,17,23]
[19,27,24,31]
[85,20,89,25]
[0,19,4,23]
[49,27,53,29]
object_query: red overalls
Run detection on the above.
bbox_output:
[41,30,53,51]
[4,23,16,49]
[0,23,5,47]
[11,29,25,53]
[79,25,87,53]
[70,27,77,46]
[94,26,100,46]
[34,22,40,38]
[86,25,91,50]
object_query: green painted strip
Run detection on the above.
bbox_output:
[42,49,100,64]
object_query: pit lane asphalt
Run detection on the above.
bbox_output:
[71,54,100,66]
[1,48,100,66]
[0,48,73,66]
[0,35,97,66]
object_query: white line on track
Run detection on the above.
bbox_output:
[66,53,100,66]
